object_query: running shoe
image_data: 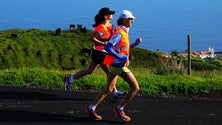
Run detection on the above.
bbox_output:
[113,107,131,121]
[113,91,127,99]
[85,107,102,120]
[64,74,71,91]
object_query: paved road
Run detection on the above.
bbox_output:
[0,87,222,125]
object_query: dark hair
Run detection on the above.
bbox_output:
[93,14,105,27]
[117,18,124,26]
[93,7,115,27]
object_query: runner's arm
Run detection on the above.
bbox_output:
[130,37,142,48]
[105,34,128,62]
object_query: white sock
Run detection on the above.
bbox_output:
[88,104,96,111]
[113,89,118,94]
[117,105,124,111]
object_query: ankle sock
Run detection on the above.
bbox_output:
[88,104,96,112]
[117,105,124,111]
[113,89,120,95]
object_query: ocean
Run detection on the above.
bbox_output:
[0,0,222,52]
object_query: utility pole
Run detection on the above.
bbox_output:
[188,34,191,75]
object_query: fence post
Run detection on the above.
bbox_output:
[188,34,191,75]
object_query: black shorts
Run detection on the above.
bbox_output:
[91,49,106,64]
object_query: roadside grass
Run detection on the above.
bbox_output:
[0,67,222,95]
[0,68,63,88]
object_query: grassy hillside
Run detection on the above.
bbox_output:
[1,28,221,72]
[0,28,174,72]
[0,28,93,69]
[1,29,222,96]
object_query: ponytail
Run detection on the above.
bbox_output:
[93,14,105,27]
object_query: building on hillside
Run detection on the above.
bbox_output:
[194,47,215,58]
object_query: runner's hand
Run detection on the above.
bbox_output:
[119,54,129,62]
[136,37,142,44]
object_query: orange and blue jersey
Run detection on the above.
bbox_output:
[93,23,114,51]
[103,26,141,68]
[103,26,130,67]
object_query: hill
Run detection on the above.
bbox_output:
[0,28,93,69]
[0,28,166,71]
[1,29,222,96]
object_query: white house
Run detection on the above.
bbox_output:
[194,47,215,58]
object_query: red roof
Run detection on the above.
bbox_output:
[194,51,211,56]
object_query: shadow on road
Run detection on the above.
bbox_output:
[1,87,222,125]
[0,109,126,124]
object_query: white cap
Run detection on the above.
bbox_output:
[118,10,135,19]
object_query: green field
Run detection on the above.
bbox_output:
[1,28,222,96]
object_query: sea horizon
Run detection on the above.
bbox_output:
[1,0,222,52]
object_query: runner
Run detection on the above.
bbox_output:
[64,7,126,99]
[85,10,142,121]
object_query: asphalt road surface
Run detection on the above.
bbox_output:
[0,87,222,125]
